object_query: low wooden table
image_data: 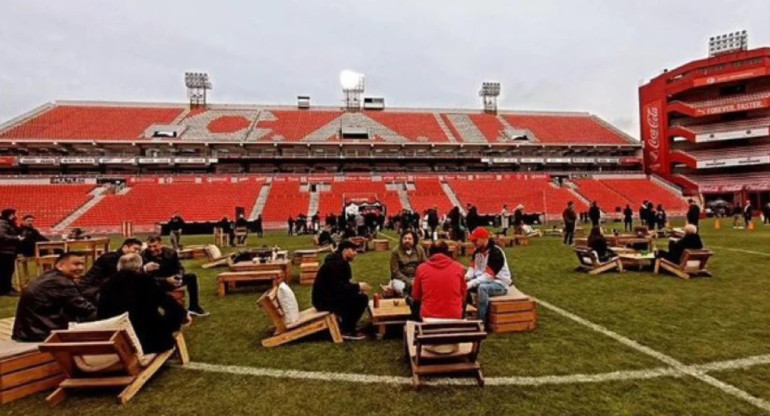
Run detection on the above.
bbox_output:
[618,253,656,271]
[228,259,291,282]
[368,298,412,340]
[217,270,282,296]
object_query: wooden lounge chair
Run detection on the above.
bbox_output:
[654,249,714,279]
[257,286,342,348]
[574,247,624,275]
[404,320,487,388]
[39,329,188,405]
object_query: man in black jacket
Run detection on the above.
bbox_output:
[623,204,633,232]
[98,253,189,353]
[0,209,23,296]
[18,215,48,258]
[142,235,208,316]
[588,201,601,227]
[311,241,370,340]
[657,224,704,263]
[78,238,143,302]
[686,199,701,229]
[13,253,97,341]
[743,200,754,229]
[168,213,185,250]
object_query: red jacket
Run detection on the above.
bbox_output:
[412,253,467,320]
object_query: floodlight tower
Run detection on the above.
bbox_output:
[184,72,213,108]
[479,81,501,114]
[708,30,748,57]
[340,70,365,112]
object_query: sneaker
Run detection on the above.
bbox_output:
[189,307,210,317]
[342,331,366,341]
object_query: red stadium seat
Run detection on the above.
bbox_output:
[502,114,629,145]
[0,184,95,229]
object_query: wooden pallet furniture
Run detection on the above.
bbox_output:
[574,247,624,275]
[349,237,368,253]
[217,270,281,296]
[299,262,319,286]
[368,298,413,340]
[213,227,228,247]
[460,241,477,256]
[178,245,209,260]
[39,329,188,405]
[487,287,538,334]
[654,249,714,279]
[0,318,64,404]
[34,241,66,276]
[404,320,487,388]
[228,259,291,282]
[234,227,248,246]
[257,286,343,348]
[513,235,530,246]
[371,239,390,251]
[13,256,33,291]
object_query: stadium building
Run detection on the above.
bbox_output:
[640,30,770,208]
[0,76,689,233]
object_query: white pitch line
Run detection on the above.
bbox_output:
[534,298,770,412]
[710,245,770,257]
[180,352,770,388]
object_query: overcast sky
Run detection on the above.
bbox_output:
[2,0,769,138]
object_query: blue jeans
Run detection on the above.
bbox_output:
[475,281,509,324]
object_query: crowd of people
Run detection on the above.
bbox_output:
[10,235,209,351]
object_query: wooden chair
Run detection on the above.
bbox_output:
[404,320,487,388]
[574,247,624,275]
[213,227,228,247]
[39,329,188,405]
[654,249,714,279]
[34,241,66,276]
[234,227,248,247]
[257,286,342,348]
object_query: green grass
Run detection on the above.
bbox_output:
[1,218,769,415]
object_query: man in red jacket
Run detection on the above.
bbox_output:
[412,241,467,320]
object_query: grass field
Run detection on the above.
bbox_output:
[2,217,770,415]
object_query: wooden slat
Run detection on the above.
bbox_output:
[490,320,537,334]
[489,311,537,325]
[0,373,64,404]
[39,341,118,355]
[0,351,55,374]
[60,376,135,388]
[0,361,62,390]
[490,299,536,314]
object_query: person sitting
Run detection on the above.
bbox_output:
[141,235,208,317]
[315,225,335,248]
[587,226,613,262]
[412,241,467,321]
[389,231,426,297]
[98,253,190,353]
[78,238,143,302]
[18,214,48,258]
[311,241,370,340]
[465,227,512,325]
[657,224,704,263]
[12,253,96,342]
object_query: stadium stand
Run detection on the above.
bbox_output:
[572,179,631,212]
[0,184,95,229]
[502,114,631,144]
[0,105,184,140]
[364,112,450,142]
[598,178,689,214]
[684,86,770,109]
[407,178,453,214]
[73,179,262,228]
[207,116,251,133]
[468,113,507,142]
[254,110,341,142]
[260,181,310,222]
[317,179,402,215]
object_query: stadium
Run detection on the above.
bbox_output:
[1,4,770,414]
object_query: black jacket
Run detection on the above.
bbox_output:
[589,236,611,262]
[79,250,122,301]
[141,247,184,288]
[13,270,97,342]
[311,252,360,312]
[0,218,20,256]
[98,270,187,353]
[623,207,633,221]
[589,206,601,223]
[168,216,185,232]
[18,226,48,257]
[513,209,524,227]
[666,233,704,264]
[687,204,701,225]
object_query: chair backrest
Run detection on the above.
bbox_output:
[413,321,486,361]
[257,286,287,333]
[40,329,141,376]
[574,247,599,267]
[36,241,66,258]
[679,249,713,272]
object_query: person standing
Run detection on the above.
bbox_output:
[255,215,264,238]
[744,200,754,229]
[639,201,649,228]
[622,204,633,232]
[686,199,701,229]
[513,204,525,234]
[287,216,295,236]
[500,205,510,236]
[656,204,667,230]
[763,202,770,225]
[588,201,601,228]
[0,209,23,296]
[168,212,185,250]
[562,202,578,245]
[18,215,48,258]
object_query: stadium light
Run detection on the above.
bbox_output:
[184,72,213,108]
[340,70,365,111]
[479,81,501,114]
[708,30,748,57]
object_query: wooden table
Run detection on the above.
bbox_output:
[228,259,291,282]
[618,253,656,271]
[368,298,412,340]
[217,270,281,296]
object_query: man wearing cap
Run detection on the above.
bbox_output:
[465,227,512,325]
[312,240,371,340]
